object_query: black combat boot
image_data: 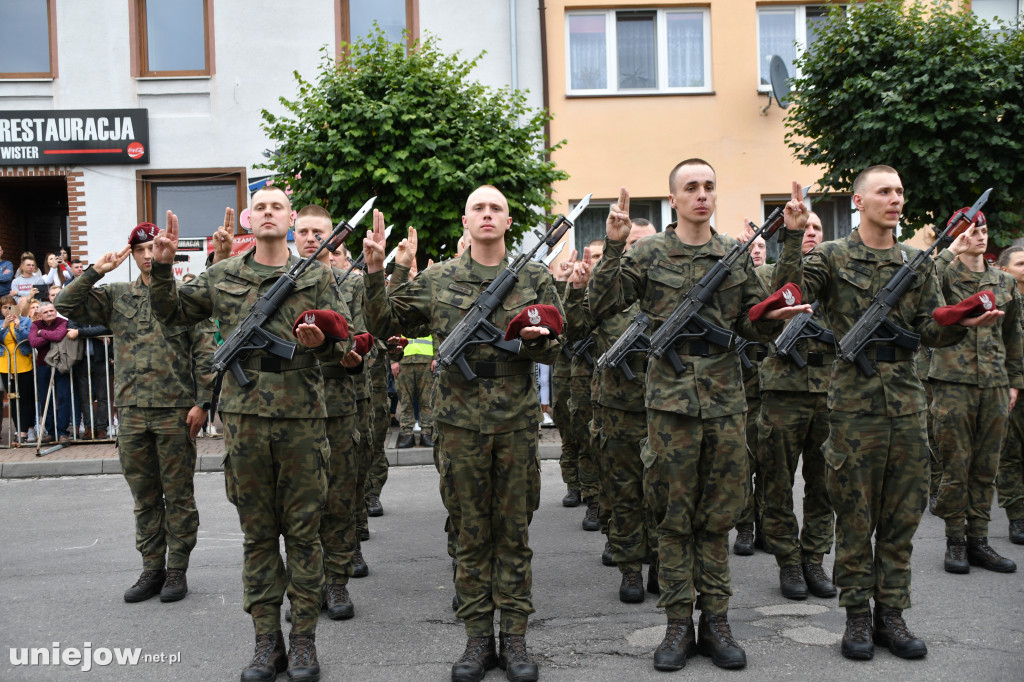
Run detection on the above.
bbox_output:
[944,536,969,574]
[618,570,645,603]
[419,433,434,447]
[359,526,370,542]
[324,582,354,620]
[841,610,874,660]
[966,536,1017,572]
[653,617,696,671]
[779,564,808,600]
[451,635,497,682]
[240,631,286,682]
[647,559,660,595]
[159,568,188,602]
[562,487,581,507]
[124,568,166,603]
[872,607,927,659]
[802,562,837,598]
[753,524,766,552]
[498,633,539,682]
[601,541,615,566]
[396,433,416,449]
[928,493,938,515]
[1010,518,1024,545]
[732,524,754,556]
[352,546,369,578]
[286,632,320,682]
[697,612,746,669]
[581,499,600,531]
[366,493,384,517]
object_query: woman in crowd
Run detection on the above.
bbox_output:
[1,295,37,444]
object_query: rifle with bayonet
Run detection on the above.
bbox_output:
[837,188,992,377]
[772,300,835,368]
[595,310,650,381]
[213,196,376,387]
[435,194,593,382]
[648,187,808,375]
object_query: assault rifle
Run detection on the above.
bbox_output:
[595,310,651,381]
[734,336,768,370]
[772,300,835,368]
[837,188,992,377]
[648,187,808,374]
[436,194,592,381]
[571,335,596,367]
[213,197,376,387]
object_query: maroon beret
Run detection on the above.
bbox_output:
[353,332,374,357]
[749,283,802,321]
[292,309,350,342]
[129,222,160,247]
[933,290,997,326]
[504,304,564,341]
[387,336,409,350]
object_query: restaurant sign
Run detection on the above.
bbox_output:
[0,108,150,166]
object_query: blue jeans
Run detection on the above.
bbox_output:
[36,364,72,438]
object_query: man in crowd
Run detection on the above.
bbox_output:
[996,245,1024,544]
[28,301,72,444]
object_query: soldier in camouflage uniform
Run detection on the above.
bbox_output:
[590,168,802,672]
[754,213,838,600]
[365,340,392,520]
[567,335,599,530]
[56,223,216,605]
[149,186,352,682]
[928,215,1021,574]
[564,220,658,604]
[394,333,435,448]
[363,187,562,682]
[773,166,1001,662]
[996,245,1024,544]
[550,257,580,506]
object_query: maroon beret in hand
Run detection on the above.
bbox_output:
[129,222,160,247]
[353,332,374,357]
[933,290,997,326]
[749,283,802,321]
[293,309,350,342]
[504,304,564,341]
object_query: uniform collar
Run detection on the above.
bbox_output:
[664,222,729,258]
[848,229,904,265]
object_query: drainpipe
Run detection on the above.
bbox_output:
[538,0,551,154]
[509,0,519,91]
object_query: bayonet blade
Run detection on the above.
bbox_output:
[965,188,993,223]
[566,193,593,226]
[541,240,566,266]
[348,196,377,230]
[382,245,400,267]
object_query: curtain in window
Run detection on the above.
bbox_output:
[617,12,657,89]
[569,14,607,90]
[666,12,704,88]
[758,10,796,85]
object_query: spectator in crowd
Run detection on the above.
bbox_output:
[69,259,85,279]
[48,285,63,304]
[41,251,74,288]
[28,301,72,444]
[11,253,46,303]
[181,273,197,284]
[68,317,112,440]
[0,245,13,298]
[1,295,36,444]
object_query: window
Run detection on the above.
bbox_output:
[571,199,664,252]
[134,0,212,77]
[972,0,1023,25]
[566,8,711,95]
[338,0,419,50]
[757,5,839,90]
[0,0,57,78]
[136,169,246,239]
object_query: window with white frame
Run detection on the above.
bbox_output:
[971,0,1023,26]
[566,8,711,95]
[757,5,839,90]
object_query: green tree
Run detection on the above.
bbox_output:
[260,29,568,262]
[785,1,1024,244]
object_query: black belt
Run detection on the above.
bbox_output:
[867,345,914,363]
[747,349,768,362]
[677,340,730,357]
[806,352,835,367]
[472,361,533,378]
[320,366,350,379]
[242,355,320,373]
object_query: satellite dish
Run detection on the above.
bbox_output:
[761,55,792,115]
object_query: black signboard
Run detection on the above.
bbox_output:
[0,108,150,166]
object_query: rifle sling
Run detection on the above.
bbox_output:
[472,360,533,378]
[242,355,320,374]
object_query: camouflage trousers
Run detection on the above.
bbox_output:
[437,422,541,637]
[552,374,577,488]
[644,410,747,618]
[355,397,375,536]
[569,375,598,501]
[222,413,328,636]
[117,406,198,571]
[397,361,434,438]
[997,398,1024,522]
[931,381,1010,538]
[594,404,651,573]
[737,368,763,528]
[758,391,834,567]
[823,411,927,611]
[924,379,941,497]
[367,366,391,497]
[321,412,360,584]
[435,443,461,561]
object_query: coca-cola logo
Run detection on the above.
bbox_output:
[127,142,145,159]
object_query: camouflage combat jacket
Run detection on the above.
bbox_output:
[363,247,563,434]
[588,224,787,419]
[319,268,366,418]
[563,285,646,413]
[56,268,216,409]
[757,262,835,394]
[772,228,965,417]
[149,253,351,419]
[928,251,1024,390]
